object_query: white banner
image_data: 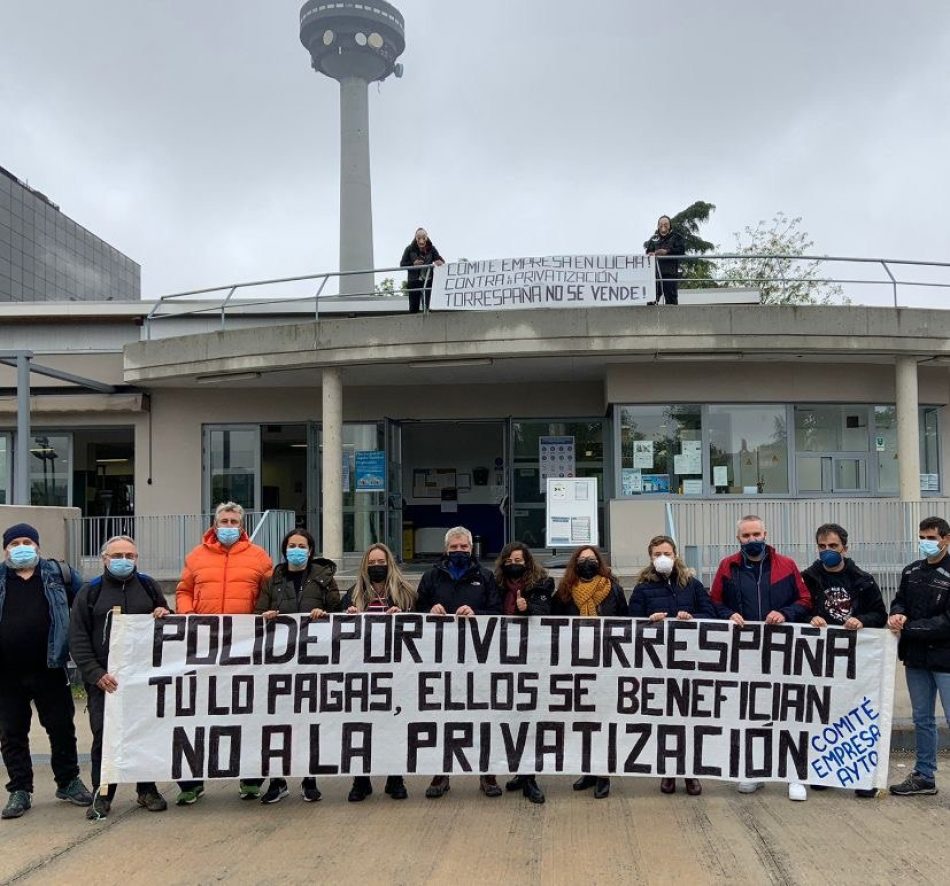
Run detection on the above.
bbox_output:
[102,615,896,789]
[430,255,654,311]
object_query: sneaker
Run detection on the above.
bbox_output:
[737,781,763,794]
[787,783,808,802]
[425,776,450,799]
[301,779,321,802]
[239,781,262,801]
[889,771,937,796]
[85,797,111,820]
[2,790,32,819]
[261,779,289,805]
[137,790,168,812]
[175,786,205,806]
[55,778,94,807]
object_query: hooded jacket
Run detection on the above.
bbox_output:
[255,558,342,615]
[69,570,166,685]
[176,528,272,615]
[890,553,950,671]
[710,546,812,623]
[800,558,887,628]
[415,556,501,615]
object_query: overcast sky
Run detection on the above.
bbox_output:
[2,1,949,306]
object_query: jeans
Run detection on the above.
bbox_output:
[905,667,950,780]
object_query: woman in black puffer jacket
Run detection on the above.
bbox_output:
[629,534,715,797]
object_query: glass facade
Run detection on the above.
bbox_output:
[0,165,140,302]
[511,419,607,547]
[617,404,940,497]
[29,433,71,506]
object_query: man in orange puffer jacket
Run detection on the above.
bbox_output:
[174,501,273,806]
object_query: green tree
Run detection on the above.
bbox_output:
[720,212,846,305]
[669,201,718,289]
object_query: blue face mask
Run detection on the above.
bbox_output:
[8,544,39,569]
[741,540,766,559]
[286,548,310,568]
[216,526,241,547]
[446,550,471,578]
[106,558,135,580]
[819,549,843,569]
[919,539,943,560]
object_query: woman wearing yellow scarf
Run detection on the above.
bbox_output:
[552,546,628,799]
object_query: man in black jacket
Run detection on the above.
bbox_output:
[0,522,91,821]
[643,215,685,305]
[68,535,171,819]
[801,522,886,798]
[416,526,500,798]
[888,516,950,797]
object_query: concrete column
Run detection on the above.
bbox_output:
[339,76,374,297]
[15,353,31,505]
[896,356,921,502]
[321,367,344,561]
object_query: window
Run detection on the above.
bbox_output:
[708,406,789,495]
[0,434,9,504]
[921,407,940,493]
[29,433,71,506]
[794,406,869,493]
[206,426,259,511]
[511,419,605,547]
[619,406,702,495]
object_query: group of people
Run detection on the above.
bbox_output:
[1,506,949,820]
[398,215,685,312]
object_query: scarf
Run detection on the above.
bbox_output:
[571,575,611,617]
[503,577,527,616]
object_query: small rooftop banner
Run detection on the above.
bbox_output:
[430,255,654,311]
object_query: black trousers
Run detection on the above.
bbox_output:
[0,667,80,793]
[408,280,433,313]
[86,684,156,799]
[654,276,679,305]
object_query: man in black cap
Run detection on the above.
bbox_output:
[0,522,92,820]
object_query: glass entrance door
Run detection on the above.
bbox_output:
[385,419,404,560]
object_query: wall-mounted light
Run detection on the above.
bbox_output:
[196,371,263,385]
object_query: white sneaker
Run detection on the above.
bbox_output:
[737,781,763,794]
[787,782,807,801]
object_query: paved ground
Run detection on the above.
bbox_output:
[4,742,949,885]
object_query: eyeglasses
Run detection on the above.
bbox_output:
[106,553,138,561]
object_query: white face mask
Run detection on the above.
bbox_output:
[653,554,674,576]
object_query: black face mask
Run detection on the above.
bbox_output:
[367,565,388,584]
[502,563,527,580]
[576,559,599,580]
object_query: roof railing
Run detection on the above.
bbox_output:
[142,255,950,339]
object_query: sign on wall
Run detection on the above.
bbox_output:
[102,615,896,790]
[539,435,575,492]
[354,451,386,492]
[545,477,598,548]
[430,255,654,311]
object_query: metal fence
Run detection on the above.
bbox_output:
[667,498,950,606]
[65,510,296,581]
[140,254,950,339]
